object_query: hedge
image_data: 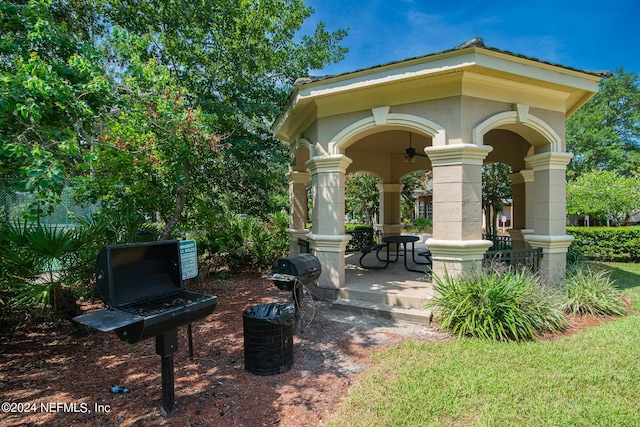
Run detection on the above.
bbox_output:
[567,226,640,262]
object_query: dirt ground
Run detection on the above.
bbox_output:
[0,274,452,427]
[0,274,614,427]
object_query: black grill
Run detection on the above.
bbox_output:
[72,240,216,415]
[270,253,321,290]
[263,253,321,334]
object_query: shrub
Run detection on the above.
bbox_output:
[403,217,432,232]
[568,226,640,261]
[198,210,289,273]
[345,225,375,252]
[566,241,585,268]
[413,217,432,228]
[561,266,627,316]
[427,268,566,341]
[0,220,103,322]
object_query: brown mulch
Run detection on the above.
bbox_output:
[0,274,616,427]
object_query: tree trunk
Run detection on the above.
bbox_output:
[159,185,186,240]
[483,203,492,235]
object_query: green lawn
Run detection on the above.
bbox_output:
[327,262,640,427]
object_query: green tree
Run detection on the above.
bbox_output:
[100,0,347,217]
[103,0,347,127]
[346,172,379,225]
[78,32,223,239]
[0,0,112,218]
[567,68,640,179]
[3,0,347,225]
[566,170,640,226]
[482,163,512,235]
[401,171,431,222]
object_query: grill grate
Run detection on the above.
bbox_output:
[118,291,209,317]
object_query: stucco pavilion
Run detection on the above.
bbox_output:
[272,38,605,304]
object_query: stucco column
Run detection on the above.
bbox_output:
[305,155,352,295]
[425,144,493,279]
[286,170,310,255]
[523,152,573,284]
[377,183,404,237]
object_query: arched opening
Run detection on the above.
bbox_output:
[481,162,513,236]
[345,171,380,226]
[483,129,531,173]
[291,138,313,173]
[345,129,432,184]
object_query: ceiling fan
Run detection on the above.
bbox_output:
[403,133,428,163]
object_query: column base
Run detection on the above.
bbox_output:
[287,228,311,254]
[306,234,351,292]
[508,228,534,249]
[426,239,493,279]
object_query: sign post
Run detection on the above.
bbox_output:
[179,239,198,358]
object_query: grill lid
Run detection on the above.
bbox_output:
[96,240,183,307]
[271,253,321,288]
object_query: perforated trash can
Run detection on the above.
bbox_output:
[243,303,295,376]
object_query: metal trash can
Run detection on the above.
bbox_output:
[243,303,295,376]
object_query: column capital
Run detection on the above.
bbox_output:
[509,169,535,184]
[508,172,524,185]
[425,144,493,166]
[525,152,573,171]
[287,228,310,236]
[286,170,310,184]
[306,154,352,175]
[377,183,404,192]
[524,234,574,253]
[520,169,534,182]
[306,233,351,252]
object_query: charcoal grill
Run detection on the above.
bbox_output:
[264,253,321,333]
[73,240,217,415]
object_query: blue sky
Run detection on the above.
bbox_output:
[303,0,640,77]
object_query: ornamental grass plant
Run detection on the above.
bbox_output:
[561,265,627,316]
[427,267,566,341]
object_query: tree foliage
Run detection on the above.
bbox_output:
[97,0,347,219]
[0,0,112,218]
[102,0,347,130]
[482,163,512,235]
[77,31,224,239]
[567,68,640,179]
[566,170,640,225]
[1,0,348,234]
[345,172,379,225]
[401,171,431,221]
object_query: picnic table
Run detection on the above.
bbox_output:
[358,235,431,273]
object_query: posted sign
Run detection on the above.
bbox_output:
[179,240,198,280]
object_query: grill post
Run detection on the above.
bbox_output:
[293,284,303,334]
[156,328,178,415]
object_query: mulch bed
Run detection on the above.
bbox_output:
[0,274,448,426]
